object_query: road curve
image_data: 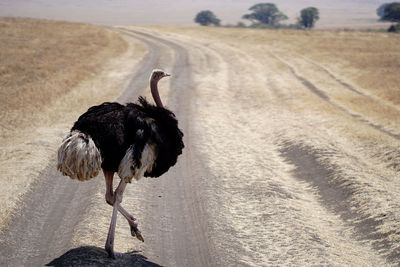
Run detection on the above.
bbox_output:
[0,28,213,266]
[118,28,217,266]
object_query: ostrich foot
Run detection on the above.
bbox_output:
[131,225,144,242]
[116,205,143,241]
[126,214,143,242]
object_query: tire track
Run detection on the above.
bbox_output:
[299,55,365,96]
[114,28,216,266]
[135,28,400,266]
[299,54,400,113]
[272,53,400,140]
[278,141,398,262]
[0,165,98,267]
[163,31,389,265]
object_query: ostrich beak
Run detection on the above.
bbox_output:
[163,72,171,77]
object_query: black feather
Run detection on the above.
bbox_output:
[71,98,184,178]
[134,97,184,177]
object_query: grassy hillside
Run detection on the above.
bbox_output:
[0,17,127,136]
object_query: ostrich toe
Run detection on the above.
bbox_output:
[131,225,144,242]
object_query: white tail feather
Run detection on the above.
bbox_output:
[57,131,102,181]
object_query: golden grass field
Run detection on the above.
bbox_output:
[0,17,127,135]
[0,18,148,231]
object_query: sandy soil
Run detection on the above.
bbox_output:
[1,25,399,266]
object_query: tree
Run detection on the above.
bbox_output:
[242,3,288,26]
[381,2,400,22]
[194,10,221,26]
[377,3,389,19]
[377,2,400,32]
[298,7,320,29]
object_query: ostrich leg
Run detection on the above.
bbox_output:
[105,179,127,258]
[117,205,144,242]
[103,170,144,241]
[104,170,116,205]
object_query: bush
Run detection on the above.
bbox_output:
[388,23,400,32]
[298,7,320,29]
[194,10,221,26]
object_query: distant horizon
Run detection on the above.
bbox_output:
[0,0,390,29]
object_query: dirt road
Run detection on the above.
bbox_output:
[0,28,214,267]
[1,27,400,266]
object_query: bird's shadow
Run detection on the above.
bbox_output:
[46,246,163,267]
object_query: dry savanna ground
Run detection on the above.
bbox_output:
[0,18,147,231]
[1,17,400,266]
[129,26,400,265]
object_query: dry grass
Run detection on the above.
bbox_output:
[0,17,127,137]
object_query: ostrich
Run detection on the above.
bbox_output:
[57,69,184,258]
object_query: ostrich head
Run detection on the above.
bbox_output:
[150,69,170,83]
[150,69,170,108]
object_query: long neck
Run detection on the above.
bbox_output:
[150,79,163,108]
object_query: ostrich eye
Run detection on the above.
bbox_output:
[152,71,164,80]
